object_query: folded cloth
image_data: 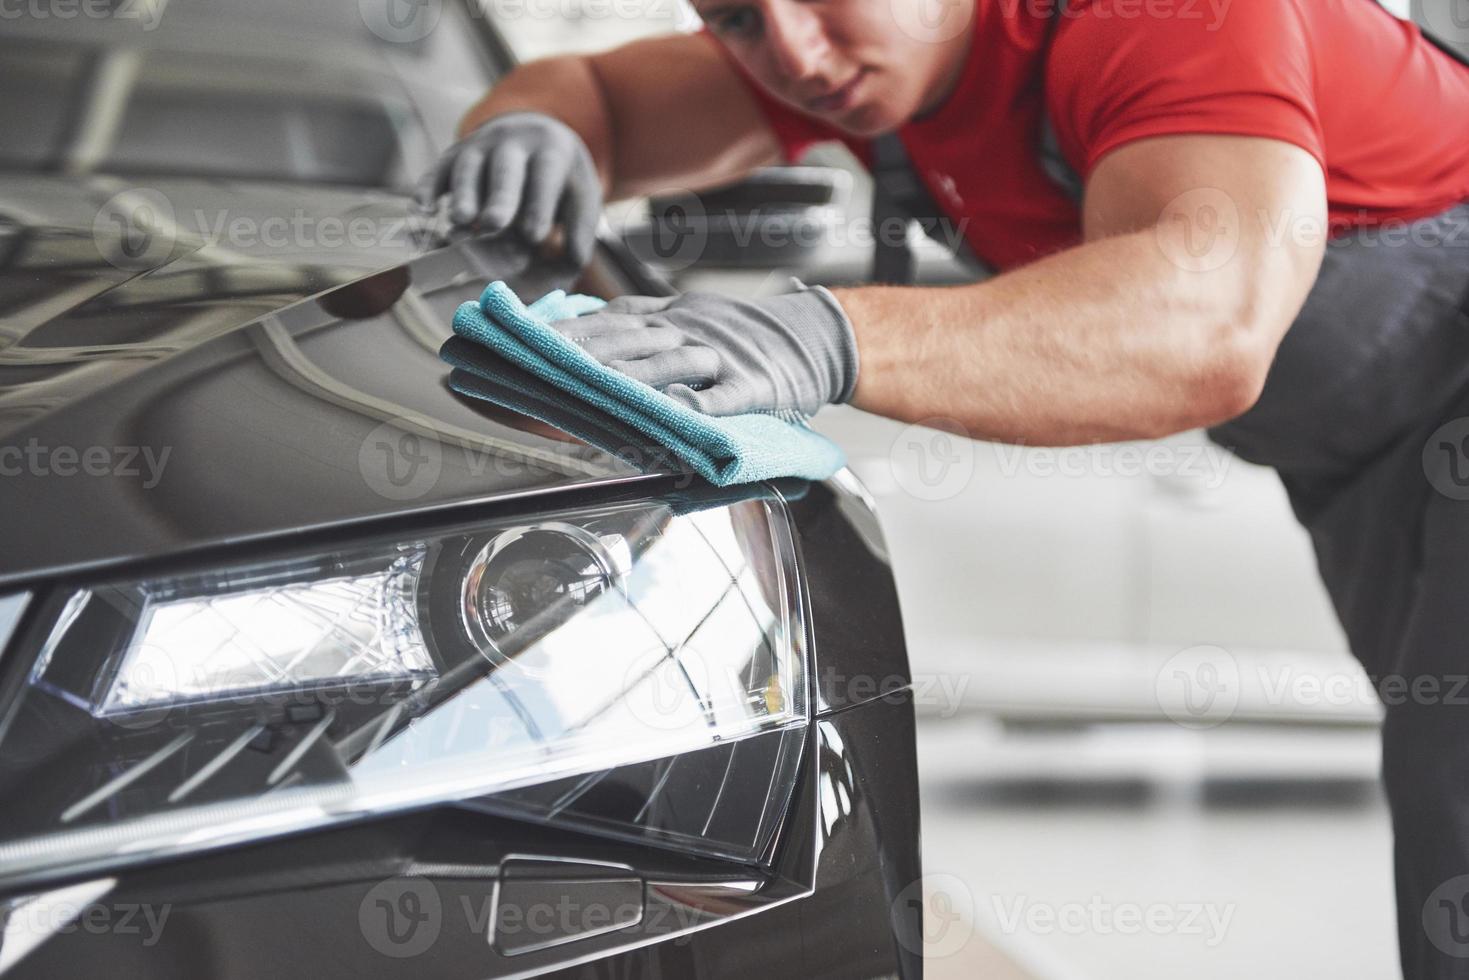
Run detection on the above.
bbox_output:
[442,281,846,486]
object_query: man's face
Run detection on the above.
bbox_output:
[698,0,975,137]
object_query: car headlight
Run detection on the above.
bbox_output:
[0,495,807,889]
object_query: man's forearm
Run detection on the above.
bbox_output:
[834,228,1286,446]
[458,58,616,192]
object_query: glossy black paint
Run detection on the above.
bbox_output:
[0,2,922,975]
[0,197,684,586]
[6,696,921,980]
[783,479,912,715]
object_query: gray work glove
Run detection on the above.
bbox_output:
[415,111,602,267]
[547,280,860,418]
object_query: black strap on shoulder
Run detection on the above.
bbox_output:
[1038,0,1083,203]
[868,133,989,282]
[868,1,1074,282]
[868,133,921,283]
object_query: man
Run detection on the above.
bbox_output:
[419,0,1469,972]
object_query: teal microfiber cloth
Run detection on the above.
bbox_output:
[441,281,846,487]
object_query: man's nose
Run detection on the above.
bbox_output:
[763,1,830,83]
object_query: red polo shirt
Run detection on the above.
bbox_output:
[717,0,1469,271]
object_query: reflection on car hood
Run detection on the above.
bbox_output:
[0,175,676,586]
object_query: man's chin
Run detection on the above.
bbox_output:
[823,102,904,138]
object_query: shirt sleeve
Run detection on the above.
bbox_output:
[1046,0,1325,179]
[698,27,845,163]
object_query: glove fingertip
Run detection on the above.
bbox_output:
[479,207,513,235]
[451,201,482,227]
[661,383,708,412]
[568,227,594,267]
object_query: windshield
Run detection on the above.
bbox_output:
[0,0,495,190]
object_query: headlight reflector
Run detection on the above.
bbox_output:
[97,547,433,714]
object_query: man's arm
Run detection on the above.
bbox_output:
[457,32,783,201]
[837,135,1327,445]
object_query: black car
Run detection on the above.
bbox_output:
[0,2,923,977]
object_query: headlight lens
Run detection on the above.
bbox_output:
[461,522,623,655]
[93,547,434,714]
[0,496,806,888]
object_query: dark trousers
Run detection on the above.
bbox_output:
[1210,202,1469,977]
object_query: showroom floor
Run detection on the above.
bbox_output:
[916,718,1398,979]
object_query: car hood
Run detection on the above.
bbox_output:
[0,176,674,587]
